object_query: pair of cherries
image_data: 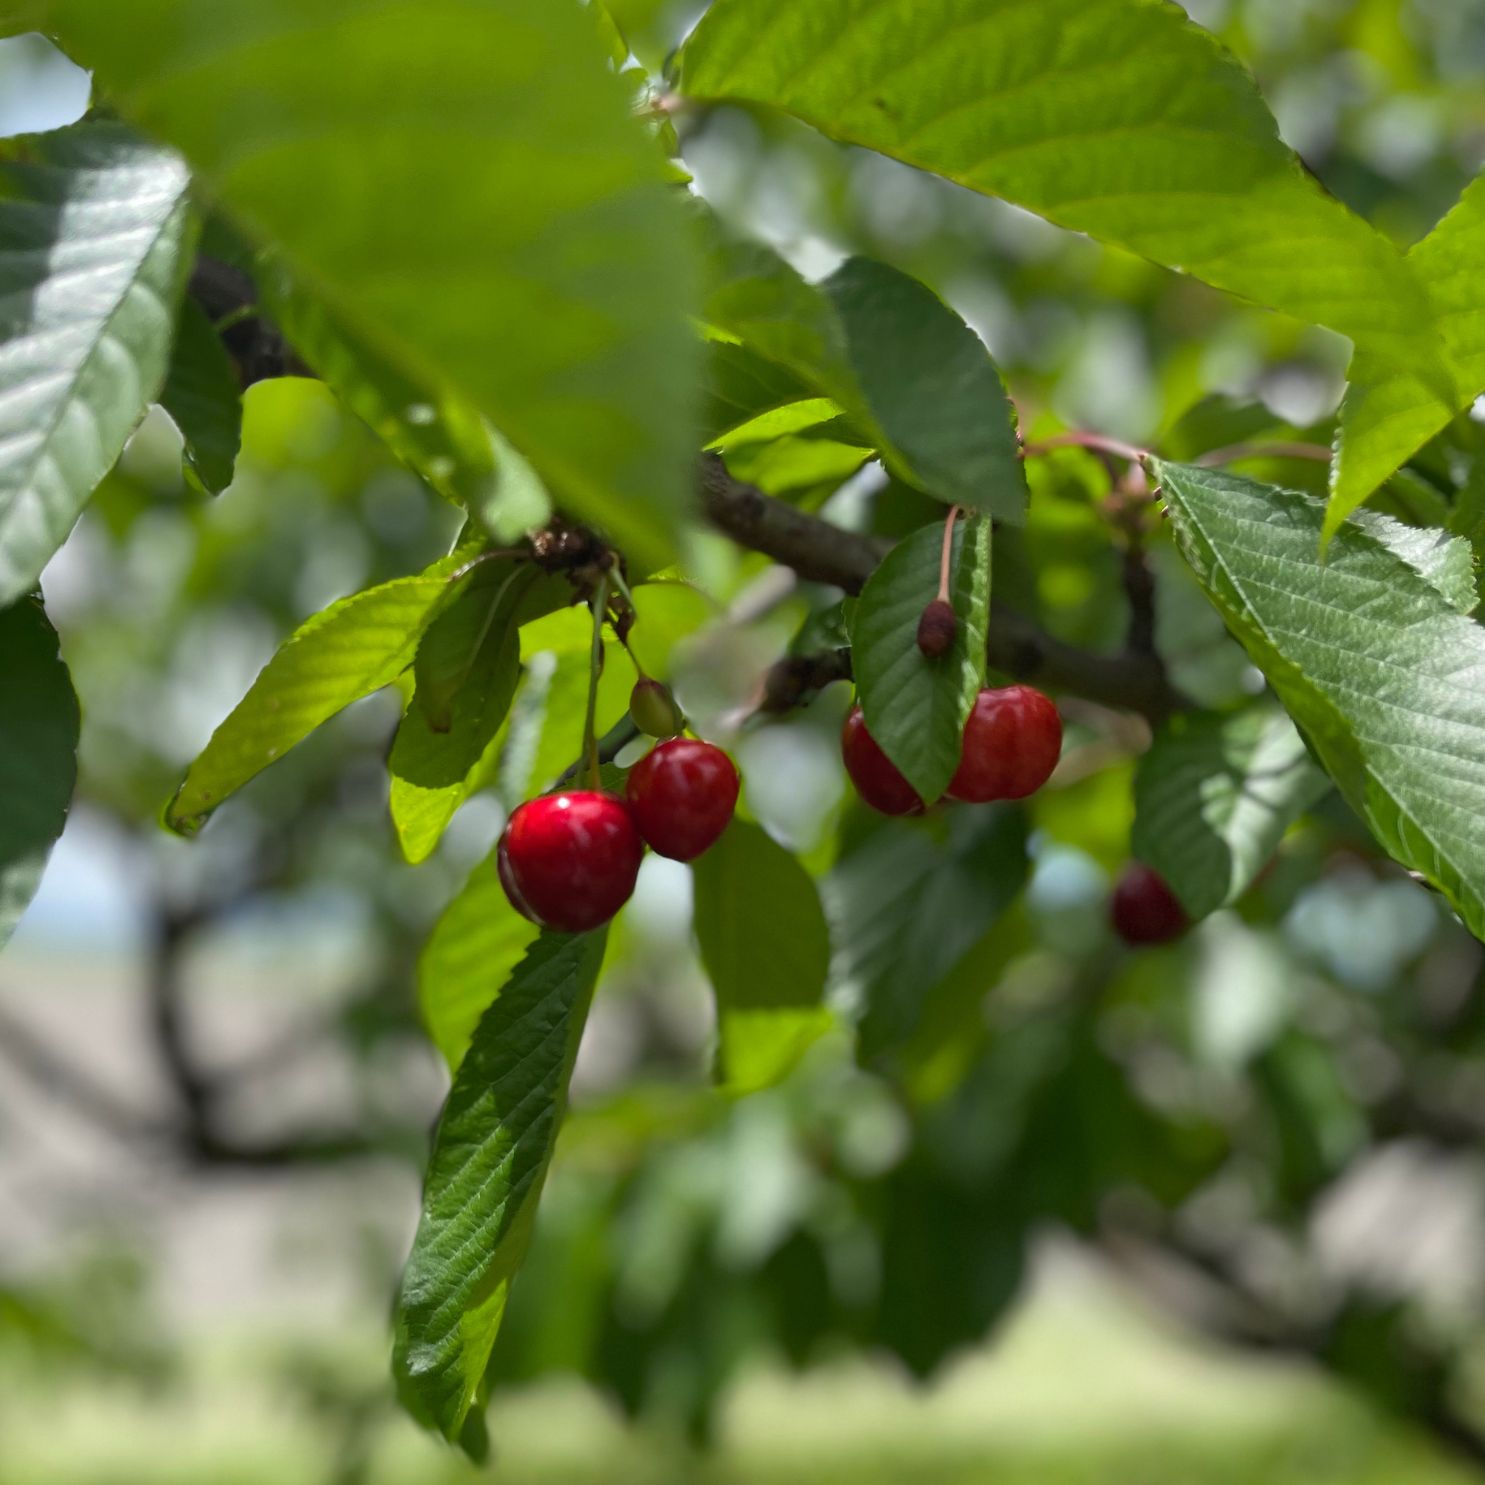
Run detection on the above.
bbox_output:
[497,737,739,934]
[841,683,1063,814]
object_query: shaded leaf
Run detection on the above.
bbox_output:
[159,296,241,495]
[166,549,473,835]
[850,515,991,802]
[1156,459,1485,941]
[389,562,570,865]
[418,853,541,1071]
[704,237,1026,520]
[0,596,78,949]
[43,0,698,566]
[1133,703,1330,921]
[394,929,607,1446]
[263,265,550,539]
[0,122,190,601]
[826,806,1029,1059]
[692,819,833,1093]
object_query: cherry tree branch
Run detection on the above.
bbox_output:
[699,454,1187,720]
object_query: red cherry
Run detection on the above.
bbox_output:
[626,738,739,861]
[1110,863,1189,946]
[841,705,924,816]
[497,790,643,933]
[947,685,1062,803]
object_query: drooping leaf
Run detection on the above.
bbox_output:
[0,596,78,949]
[850,514,991,802]
[418,853,541,1072]
[389,562,570,865]
[41,0,699,566]
[0,122,191,601]
[166,549,474,835]
[1331,171,1485,536]
[826,806,1029,1060]
[1155,459,1485,940]
[262,265,550,539]
[159,296,241,495]
[1133,703,1330,921]
[704,238,1026,520]
[394,929,607,1447]
[678,0,1445,387]
[691,819,833,1093]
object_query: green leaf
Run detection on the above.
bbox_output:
[262,266,550,540]
[1331,172,1485,536]
[679,0,1445,380]
[1155,459,1485,941]
[1347,508,1478,614]
[42,0,699,567]
[419,853,541,1072]
[1133,703,1330,921]
[0,597,78,949]
[704,238,1026,520]
[159,296,241,495]
[389,562,570,865]
[850,515,991,802]
[826,806,1029,1060]
[700,338,836,448]
[394,928,607,1446]
[166,549,472,835]
[0,122,191,602]
[691,819,833,1093]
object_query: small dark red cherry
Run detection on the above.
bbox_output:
[626,738,739,861]
[947,685,1062,803]
[841,705,924,816]
[1110,863,1189,946]
[916,598,957,659]
[497,790,643,933]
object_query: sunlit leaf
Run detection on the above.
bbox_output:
[166,549,474,835]
[41,0,698,566]
[692,819,833,1092]
[1156,459,1485,940]
[0,122,190,601]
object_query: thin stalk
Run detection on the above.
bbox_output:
[937,505,962,603]
[582,575,611,791]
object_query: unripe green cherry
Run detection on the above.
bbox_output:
[629,677,684,738]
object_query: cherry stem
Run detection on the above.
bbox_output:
[937,505,962,604]
[1194,440,1332,468]
[583,574,610,791]
[1021,431,1148,464]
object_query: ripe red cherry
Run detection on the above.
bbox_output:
[947,685,1062,803]
[1110,863,1189,946]
[841,705,924,816]
[497,790,643,933]
[626,738,739,861]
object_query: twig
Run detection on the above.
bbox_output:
[1195,441,1332,468]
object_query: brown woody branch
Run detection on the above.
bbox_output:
[701,454,1187,721]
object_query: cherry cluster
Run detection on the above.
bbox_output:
[841,682,1063,814]
[497,686,739,934]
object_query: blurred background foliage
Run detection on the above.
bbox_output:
[4,2,1485,1481]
